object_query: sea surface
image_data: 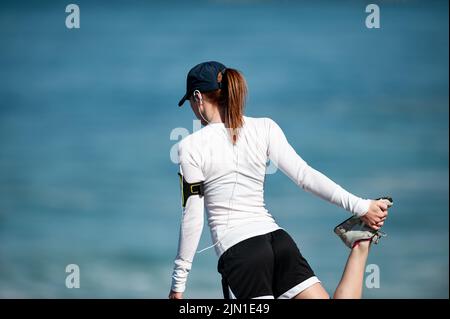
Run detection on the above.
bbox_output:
[0,0,448,298]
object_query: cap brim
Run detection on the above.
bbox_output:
[178,93,188,107]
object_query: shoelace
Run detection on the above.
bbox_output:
[372,231,387,244]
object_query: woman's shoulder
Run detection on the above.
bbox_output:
[178,129,202,150]
[243,116,278,130]
[178,125,213,156]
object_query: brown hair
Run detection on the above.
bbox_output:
[203,68,247,144]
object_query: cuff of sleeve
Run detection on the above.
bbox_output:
[171,259,191,293]
[354,199,371,217]
[171,280,186,293]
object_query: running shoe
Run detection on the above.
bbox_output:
[334,197,393,248]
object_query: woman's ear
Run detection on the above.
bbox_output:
[193,90,203,105]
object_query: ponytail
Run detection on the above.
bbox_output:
[203,68,247,144]
[223,69,247,144]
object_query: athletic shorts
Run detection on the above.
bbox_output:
[217,229,320,299]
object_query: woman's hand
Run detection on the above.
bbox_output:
[169,290,183,299]
[361,199,389,230]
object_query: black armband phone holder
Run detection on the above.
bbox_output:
[178,173,204,208]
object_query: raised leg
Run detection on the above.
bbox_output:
[333,240,371,299]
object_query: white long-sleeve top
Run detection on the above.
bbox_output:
[171,116,370,292]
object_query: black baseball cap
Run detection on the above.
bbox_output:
[178,61,227,107]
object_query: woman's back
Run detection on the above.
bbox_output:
[178,116,281,256]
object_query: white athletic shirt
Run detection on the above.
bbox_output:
[171,116,371,293]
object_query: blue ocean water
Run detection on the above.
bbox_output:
[0,0,448,298]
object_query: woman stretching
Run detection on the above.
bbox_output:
[169,61,390,299]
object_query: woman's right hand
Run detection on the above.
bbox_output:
[169,290,183,299]
[361,199,389,230]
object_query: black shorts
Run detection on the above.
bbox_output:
[217,229,320,299]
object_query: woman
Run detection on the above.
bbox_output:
[168,61,390,299]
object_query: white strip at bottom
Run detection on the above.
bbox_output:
[228,276,320,299]
[229,287,236,299]
[277,276,321,299]
[228,287,275,299]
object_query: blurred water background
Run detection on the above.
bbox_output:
[0,0,448,298]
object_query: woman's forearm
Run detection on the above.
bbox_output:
[171,195,204,292]
[295,164,371,217]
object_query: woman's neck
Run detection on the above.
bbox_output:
[207,105,226,124]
